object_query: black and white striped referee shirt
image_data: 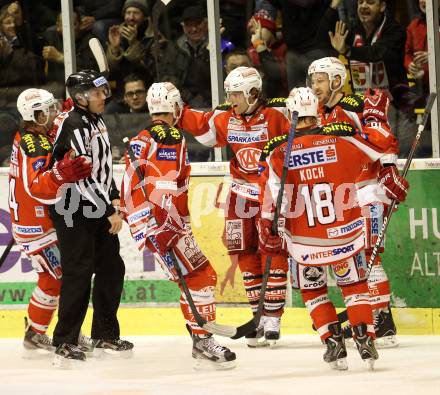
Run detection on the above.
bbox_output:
[52,106,119,218]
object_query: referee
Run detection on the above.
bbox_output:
[50,70,133,365]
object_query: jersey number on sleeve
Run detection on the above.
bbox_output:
[9,178,19,221]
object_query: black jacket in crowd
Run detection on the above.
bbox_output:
[317,6,408,94]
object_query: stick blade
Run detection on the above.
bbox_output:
[89,37,109,74]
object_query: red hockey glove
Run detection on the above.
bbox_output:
[151,208,187,255]
[51,150,92,184]
[378,165,409,203]
[257,218,282,256]
[363,88,390,124]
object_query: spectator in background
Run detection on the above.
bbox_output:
[224,48,252,75]
[256,0,331,89]
[247,9,288,98]
[74,0,123,45]
[405,0,439,101]
[174,5,211,108]
[105,73,148,114]
[318,0,407,98]
[106,0,175,97]
[0,8,44,101]
[43,11,97,89]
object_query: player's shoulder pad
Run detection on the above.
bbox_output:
[215,102,232,111]
[265,97,286,108]
[339,94,364,112]
[320,121,357,136]
[260,134,288,162]
[149,124,183,145]
[20,132,52,158]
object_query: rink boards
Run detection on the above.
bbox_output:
[0,159,439,336]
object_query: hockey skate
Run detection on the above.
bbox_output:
[53,343,86,369]
[264,316,281,348]
[373,309,398,348]
[353,323,379,371]
[192,334,236,370]
[77,332,95,354]
[93,338,134,358]
[245,317,267,348]
[323,323,348,371]
[22,317,54,358]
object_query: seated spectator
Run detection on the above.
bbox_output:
[174,5,211,108]
[74,0,123,45]
[42,11,97,85]
[0,8,44,107]
[105,73,148,114]
[224,48,252,75]
[317,0,408,98]
[405,0,439,101]
[247,9,288,98]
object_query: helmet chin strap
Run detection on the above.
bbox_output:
[325,78,343,108]
[244,94,259,114]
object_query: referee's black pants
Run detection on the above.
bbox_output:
[51,212,125,346]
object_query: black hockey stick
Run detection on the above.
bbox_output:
[229,111,300,339]
[0,237,15,269]
[334,92,437,324]
[123,137,239,337]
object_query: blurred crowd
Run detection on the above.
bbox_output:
[0,0,437,164]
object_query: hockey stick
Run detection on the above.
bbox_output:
[335,92,437,324]
[89,37,109,74]
[234,111,300,337]
[0,237,15,270]
[123,137,238,337]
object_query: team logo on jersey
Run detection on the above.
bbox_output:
[156,148,177,161]
[10,144,18,164]
[35,206,45,218]
[289,145,337,169]
[225,219,243,251]
[301,244,355,262]
[333,260,351,278]
[303,266,325,282]
[32,158,46,171]
[227,129,268,144]
[12,224,44,235]
[236,147,261,172]
[127,207,152,225]
[130,141,146,158]
[327,218,364,238]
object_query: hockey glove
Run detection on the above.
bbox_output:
[257,218,282,256]
[51,150,92,185]
[363,88,390,124]
[151,208,187,255]
[378,165,409,203]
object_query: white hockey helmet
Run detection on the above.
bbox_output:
[147,82,183,122]
[224,66,262,105]
[307,57,346,91]
[286,87,318,118]
[17,88,59,124]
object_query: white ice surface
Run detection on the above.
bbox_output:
[0,335,439,395]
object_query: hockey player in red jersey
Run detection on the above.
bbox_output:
[120,82,236,370]
[9,88,92,355]
[307,57,408,347]
[260,87,388,370]
[177,67,290,347]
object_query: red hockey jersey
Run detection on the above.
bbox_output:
[8,130,60,254]
[120,122,190,250]
[178,99,290,201]
[260,125,387,266]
